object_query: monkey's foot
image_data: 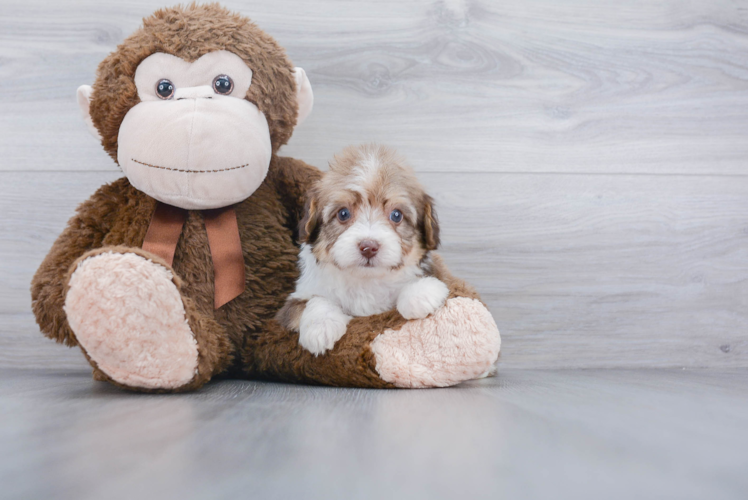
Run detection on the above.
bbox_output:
[370,297,500,388]
[64,251,198,390]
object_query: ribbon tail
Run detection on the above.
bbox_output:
[142,202,188,267]
[203,206,246,309]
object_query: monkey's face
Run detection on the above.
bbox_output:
[76,4,314,210]
[116,51,272,209]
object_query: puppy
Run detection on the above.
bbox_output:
[276,144,450,355]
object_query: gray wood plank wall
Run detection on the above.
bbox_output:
[0,0,746,370]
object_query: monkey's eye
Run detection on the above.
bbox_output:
[156,79,174,100]
[337,208,351,222]
[390,209,403,223]
[213,75,233,95]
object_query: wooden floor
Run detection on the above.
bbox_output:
[0,368,746,500]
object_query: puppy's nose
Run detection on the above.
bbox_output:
[359,240,379,259]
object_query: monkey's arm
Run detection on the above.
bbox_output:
[30,178,139,347]
[243,254,501,388]
[268,155,323,237]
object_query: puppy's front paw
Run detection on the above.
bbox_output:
[397,277,450,320]
[299,297,351,356]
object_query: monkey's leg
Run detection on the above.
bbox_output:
[63,246,232,392]
[241,279,500,389]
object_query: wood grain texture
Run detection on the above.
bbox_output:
[1,369,747,499]
[0,0,746,370]
[0,314,88,370]
[1,171,745,369]
[1,0,748,173]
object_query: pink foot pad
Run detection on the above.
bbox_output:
[64,252,198,389]
[370,297,501,388]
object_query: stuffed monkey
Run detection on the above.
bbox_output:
[30,4,500,392]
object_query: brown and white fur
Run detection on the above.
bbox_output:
[277,144,449,355]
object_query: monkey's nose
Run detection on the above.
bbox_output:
[174,85,215,100]
[359,240,379,260]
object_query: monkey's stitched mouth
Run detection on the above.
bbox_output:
[131,158,251,173]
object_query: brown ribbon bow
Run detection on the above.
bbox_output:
[142,202,246,309]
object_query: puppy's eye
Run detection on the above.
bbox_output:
[337,208,351,222]
[156,79,175,99]
[389,209,403,223]
[213,75,233,95]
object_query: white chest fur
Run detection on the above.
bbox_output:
[290,244,424,317]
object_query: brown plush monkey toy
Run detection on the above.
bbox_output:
[30,4,500,392]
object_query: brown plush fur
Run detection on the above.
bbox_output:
[88,3,299,163]
[30,4,485,391]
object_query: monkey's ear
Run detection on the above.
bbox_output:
[421,195,441,251]
[76,85,102,142]
[298,194,321,244]
[294,68,313,126]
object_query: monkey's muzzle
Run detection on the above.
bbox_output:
[117,96,272,210]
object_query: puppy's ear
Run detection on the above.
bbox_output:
[298,193,321,244]
[421,195,441,251]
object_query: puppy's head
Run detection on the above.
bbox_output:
[299,144,439,273]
